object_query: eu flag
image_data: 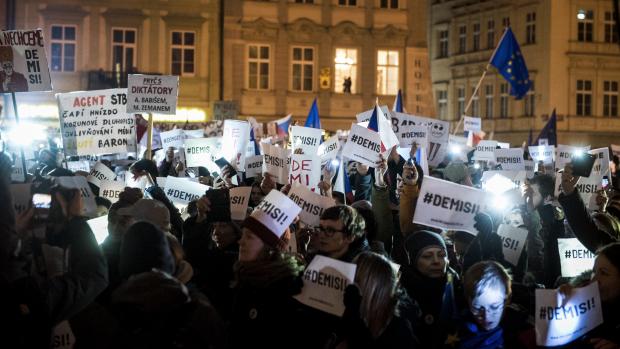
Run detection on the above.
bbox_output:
[534,109,557,146]
[490,27,531,100]
[304,98,321,129]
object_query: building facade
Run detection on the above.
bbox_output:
[3,0,220,124]
[222,0,432,131]
[429,0,620,147]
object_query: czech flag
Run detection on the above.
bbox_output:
[275,114,292,138]
[367,104,399,154]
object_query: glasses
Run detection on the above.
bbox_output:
[314,226,345,237]
[470,301,505,317]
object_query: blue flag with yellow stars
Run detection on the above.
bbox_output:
[490,27,531,100]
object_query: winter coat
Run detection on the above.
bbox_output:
[371,184,396,254]
[536,204,566,288]
[351,172,372,202]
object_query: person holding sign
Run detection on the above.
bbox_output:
[311,205,369,263]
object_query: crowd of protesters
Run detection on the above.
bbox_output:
[2,128,620,349]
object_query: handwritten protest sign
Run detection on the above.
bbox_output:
[528,145,555,173]
[317,134,340,163]
[57,88,136,156]
[222,120,250,171]
[341,124,382,167]
[230,186,251,221]
[463,116,482,132]
[262,143,291,185]
[66,160,90,173]
[472,140,499,162]
[288,185,336,227]
[127,74,179,114]
[494,148,525,171]
[160,129,185,150]
[497,224,528,266]
[0,29,52,92]
[245,155,264,178]
[87,162,115,187]
[55,176,97,217]
[290,154,321,190]
[535,282,603,346]
[184,137,221,168]
[10,183,31,214]
[291,126,322,156]
[99,180,125,204]
[555,145,591,173]
[294,255,357,317]
[413,176,489,234]
[558,238,596,277]
[163,176,209,205]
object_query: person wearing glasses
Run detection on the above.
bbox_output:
[312,205,369,263]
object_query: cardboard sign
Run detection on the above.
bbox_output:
[291,126,323,156]
[558,238,596,277]
[55,176,97,217]
[413,176,489,234]
[230,186,251,221]
[245,155,264,178]
[463,116,482,132]
[555,145,591,173]
[494,148,525,171]
[163,176,209,205]
[160,128,185,150]
[290,154,321,190]
[341,124,382,168]
[317,134,341,163]
[184,137,221,168]
[86,215,109,245]
[535,282,603,346]
[528,145,555,173]
[87,162,115,187]
[294,255,357,317]
[472,140,499,162]
[252,190,301,237]
[66,160,90,173]
[288,185,336,227]
[127,74,179,114]
[262,143,291,185]
[221,120,250,171]
[99,180,125,204]
[497,224,528,266]
[10,183,31,214]
[0,29,52,92]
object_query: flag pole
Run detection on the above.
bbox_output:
[145,112,153,160]
[11,92,28,183]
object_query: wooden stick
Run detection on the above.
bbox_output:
[145,113,153,160]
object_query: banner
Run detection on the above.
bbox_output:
[160,128,185,150]
[558,238,596,277]
[317,134,340,163]
[126,74,179,114]
[57,88,136,156]
[290,154,321,190]
[262,143,291,185]
[291,126,322,156]
[163,176,209,205]
[555,145,591,173]
[463,116,482,132]
[66,160,90,173]
[0,29,52,92]
[496,224,528,266]
[472,140,498,162]
[494,148,525,171]
[221,120,250,171]
[230,186,251,221]
[99,180,125,204]
[341,124,382,167]
[87,162,115,187]
[245,155,264,178]
[535,282,603,346]
[10,183,31,214]
[413,176,489,234]
[55,176,97,217]
[288,185,336,227]
[528,145,554,173]
[294,255,357,317]
[184,137,221,168]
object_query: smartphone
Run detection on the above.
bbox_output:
[215,157,238,177]
[204,189,231,222]
[32,193,52,209]
[602,176,610,190]
[572,154,596,177]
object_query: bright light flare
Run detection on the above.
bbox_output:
[483,174,517,194]
[330,158,340,168]
[573,148,584,158]
[5,123,47,147]
[577,9,586,20]
[449,144,462,155]
[492,195,510,211]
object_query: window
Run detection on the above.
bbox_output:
[472,23,480,51]
[604,80,618,117]
[380,0,398,9]
[458,25,467,54]
[112,28,136,72]
[457,86,465,118]
[605,11,618,43]
[485,84,494,118]
[487,20,495,49]
[500,83,509,118]
[578,10,594,42]
[291,47,314,92]
[248,44,270,90]
[524,81,535,116]
[439,30,449,57]
[471,86,480,116]
[376,50,399,95]
[576,79,592,116]
[335,48,357,93]
[437,90,448,119]
[50,25,76,72]
[526,12,536,44]
[295,0,314,3]
[171,31,195,76]
[339,0,357,5]
[502,17,510,28]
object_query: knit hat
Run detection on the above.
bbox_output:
[119,222,175,279]
[242,190,301,251]
[117,199,171,232]
[404,230,447,266]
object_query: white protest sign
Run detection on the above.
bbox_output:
[55,176,97,217]
[160,128,185,150]
[413,176,489,234]
[535,282,603,347]
[252,190,301,237]
[156,177,167,188]
[99,180,125,204]
[221,120,250,171]
[463,116,482,132]
[125,173,147,190]
[497,224,528,266]
[427,120,450,167]
[230,186,252,221]
[497,142,510,149]
[290,154,321,190]
[127,74,179,114]
[10,152,26,182]
[10,183,31,214]
[356,105,389,122]
[245,155,264,178]
[288,185,336,227]
[558,238,596,277]
[184,137,221,168]
[50,320,75,349]
[87,162,115,187]
[341,124,382,168]
[66,160,90,173]
[317,134,341,163]
[528,145,555,173]
[472,140,498,162]
[262,143,291,185]
[57,88,136,156]
[163,176,209,205]
[294,255,357,317]
[481,170,527,193]
[183,129,205,139]
[555,145,591,173]
[87,215,109,245]
[291,126,323,156]
[399,124,429,149]
[524,160,535,178]
[448,134,470,162]
[494,148,525,171]
[0,29,52,92]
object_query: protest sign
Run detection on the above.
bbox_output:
[51,320,75,349]
[87,215,109,245]
[496,224,528,266]
[472,140,499,162]
[87,162,115,187]
[290,154,321,190]
[497,142,510,149]
[294,255,357,317]
[10,183,31,214]
[341,124,382,167]
[463,116,482,132]
[535,282,603,346]
[127,74,179,114]
[555,145,591,173]
[245,155,264,178]
[356,105,389,122]
[553,148,609,210]
[230,186,252,221]
[524,160,535,178]
[426,120,450,167]
[183,129,204,139]
[291,126,322,156]
[184,137,221,168]
[55,176,97,217]
[163,176,209,205]
[481,170,527,193]
[448,134,470,162]
[494,148,525,171]
[99,180,126,204]
[413,176,489,234]
[160,128,185,150]
[262,143,291,185]
[528,145,555,173]
[213,100,238,120]
[66,160,90,173]
[252,190,301,237]
[10,152,26,182]
[125,173,148,189]
[57,88,136,156]
[558,238,596,277]
[317,134,341,163]
[0,29,52,92]
[221,120,250,171]
[288,185,336,227]
[399,124,429,149]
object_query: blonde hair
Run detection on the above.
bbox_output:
[463,261,512,303]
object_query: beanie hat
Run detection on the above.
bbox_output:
[119,222,175,279]
[404,230,447,266]
[117,199,171,232]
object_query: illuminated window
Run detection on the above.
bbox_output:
[376,50,399,95]
[248,44,270,90]
[437,90,448,119]
[439,30,449,58]
[458,25,467,54]
[485,84,494,118]
[578,10,594,42]
[471,86,480,116]
[487,20,495,49]
[605,11,618,43]
[50,25,76,72]
[524,81,535,116]
[457,86,465,117]
[171,31,195,76]
[112,28,136,72]
[291,46,314,92]
[500,83,509,118]
[338,0,357,5]
[604,80,618,117]
[526,12,536,44]
[334,48,357,93]
[576,79,592,116]
[380,0,398,9]
[473,23,480,51]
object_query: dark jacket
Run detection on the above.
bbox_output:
[146,185,185,241]
[445,314,504,349]
[537,204,566,288]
